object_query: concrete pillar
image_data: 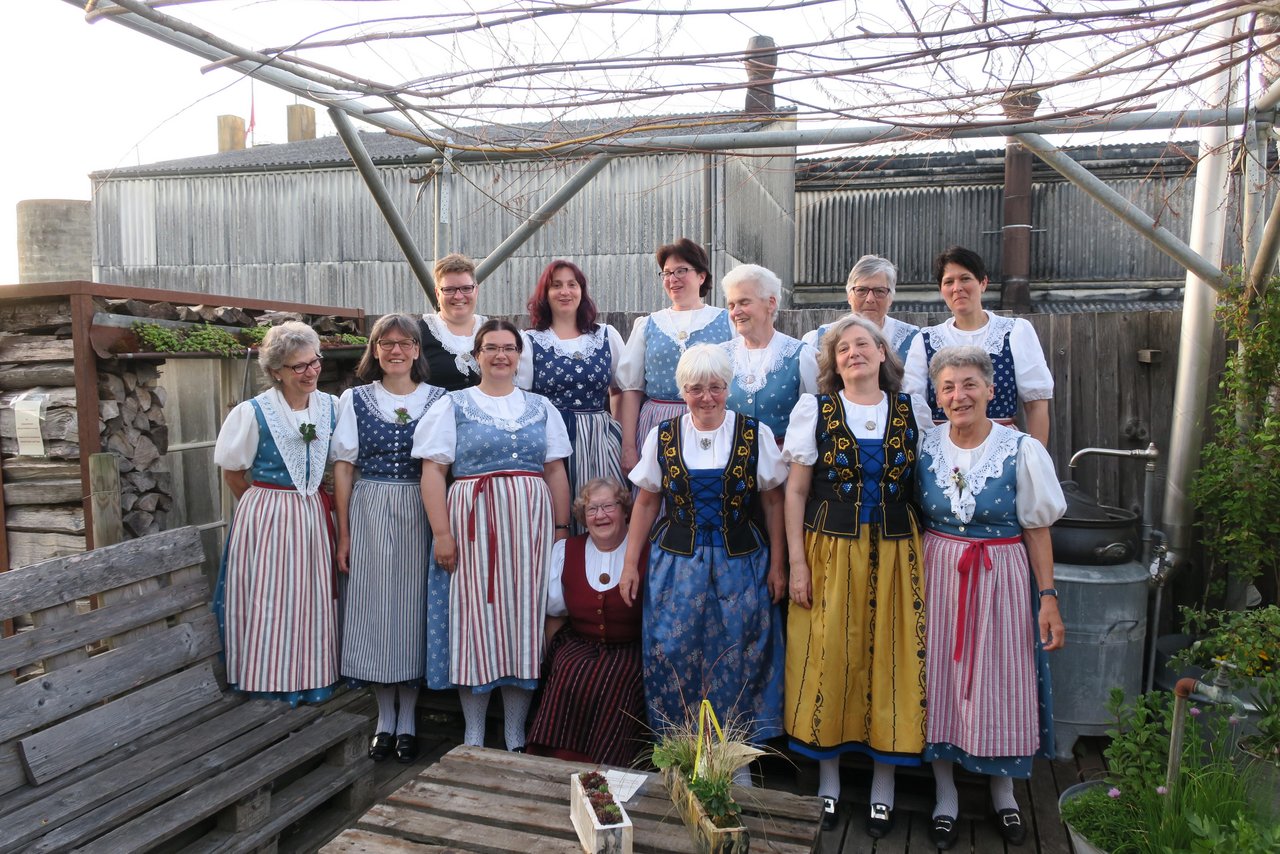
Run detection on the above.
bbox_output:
[218,115,246,152]
[17,200,92,283]
[287,104,316,142]
[744,36,778,114]
[1000,90,1041,313]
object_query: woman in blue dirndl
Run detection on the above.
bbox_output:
[213,321,338,707]
[517,260,625,526]
[619,344,788,782]
[332,314,444,764]
[617,238,733,476]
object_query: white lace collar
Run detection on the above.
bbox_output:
[422,313,488,377]
[922,422,1021,523]
[724,333,803,393]
[359,382,443,424]
[923,310,1015,356]
[453,387,546,433]
[525,325,606,358]
[256,389,333,495]
[649,305,723,343]
[883,315,917,350]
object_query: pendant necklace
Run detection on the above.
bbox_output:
[742,343,766,386]
[670,307,696,345]
[598,572,611,585]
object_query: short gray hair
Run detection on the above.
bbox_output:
[845,254,899,294]
[721,263,782,307]
[676,344,734,389]
[259,321,321,383]
[928,345,994,386]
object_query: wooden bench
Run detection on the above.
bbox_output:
[0,525,374,853]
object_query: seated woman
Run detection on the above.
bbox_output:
[620,344,788,778]
[527,478,647,766]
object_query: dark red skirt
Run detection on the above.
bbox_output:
[527,627,646,767]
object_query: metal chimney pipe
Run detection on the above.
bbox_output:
[743,36,778,114]
[1000,89,1041,313]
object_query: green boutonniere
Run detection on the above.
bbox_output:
[395,407,410,424]
[299,422,318,443]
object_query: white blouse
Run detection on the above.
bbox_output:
[925,422,1066,528]
[615,306,727,392]
[782,391,935,466]
[409,387,572,465]
[629,411,788,492]
[515,324,626,390]
[330,382,441,464]
[213,388,337,471]
[544,535,629,617]
[902,310,1054,404]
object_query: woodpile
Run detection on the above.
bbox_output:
[98,361,172,539]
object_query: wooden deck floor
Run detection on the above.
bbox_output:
[288,690,1106,854]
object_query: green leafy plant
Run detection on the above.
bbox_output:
[336,333,368,345]
[241,324,270,345]
[1189,279,1280,601]
[1061,687,1269,853]
[132,321,246,357]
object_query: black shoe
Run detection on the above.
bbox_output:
[509,745,526,753]
[819,795,839,831]
[930,814,959,850]
[369,731,394,762]
[994,808,1027,845]
[394,733,418,764]
[867,802,894,838]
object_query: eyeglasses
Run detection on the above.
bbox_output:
[659,267,695,280]
[283,357,323,375]
[683,383,728,397]
[585,501,620,516]
[851,287,891,299]
[440,284,477,296]
[479,344,519,355]
[376,339,418,351]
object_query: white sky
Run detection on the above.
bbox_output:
[1,2,1237,285]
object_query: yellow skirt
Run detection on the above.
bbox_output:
[784,523,927,760]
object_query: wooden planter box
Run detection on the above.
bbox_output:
[661,767,749,854]
[569,774,633,854]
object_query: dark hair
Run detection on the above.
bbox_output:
[656,237,712,298]
[356,313,431,384]
[932,245,988,285]
[526,260,599,333]
[472,318,524,357]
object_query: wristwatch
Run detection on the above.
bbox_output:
[1038,587,1059,599]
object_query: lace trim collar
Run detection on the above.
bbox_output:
[922,422,1021,523]
[649,306,723,343]
[883,316,918,350]
[452,387,546,433]
[357,382,443,425]
[422,313,488,377]
[923,311,1014,356]
[255,389,333,495]
[725,334,804,393]
[525,325,606,359]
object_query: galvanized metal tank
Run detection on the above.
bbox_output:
[1048,560,1150,760]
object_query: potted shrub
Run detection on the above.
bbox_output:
[650,701,763,854]
[1059,687,1280,852]
[569,770,633,854]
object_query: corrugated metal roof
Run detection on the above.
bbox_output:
[93,111,787,179]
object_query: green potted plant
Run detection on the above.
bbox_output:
[650,701,763,854]
[1059,688,1280,852]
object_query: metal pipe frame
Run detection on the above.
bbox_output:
[1013,132,1230,290]
[329,108,439,306]
[473,153,617,284]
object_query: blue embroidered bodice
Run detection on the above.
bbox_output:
[451,390,549,477]
[248,392,334,494]
[923,317,1019,422]
[642,311,732,400]
[723,336,806,437]
[529,327,611,445]
[352,384,442,481]
[917,430,1024,538]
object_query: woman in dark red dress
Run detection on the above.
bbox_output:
[527,478,647,766]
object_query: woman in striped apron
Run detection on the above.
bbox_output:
[414,319,572,752]
[902,246,1053,446]
[332,314,444,764]
[915,345,1066,849]
[616,238,733,476]
[517,259,626,527]
[213,321,339,706]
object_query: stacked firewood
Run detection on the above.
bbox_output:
[98,361,171,539]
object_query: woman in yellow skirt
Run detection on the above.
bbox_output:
[782,314,934,836]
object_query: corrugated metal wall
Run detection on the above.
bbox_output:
[794,171,1231,288]
[93,148,797,316]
